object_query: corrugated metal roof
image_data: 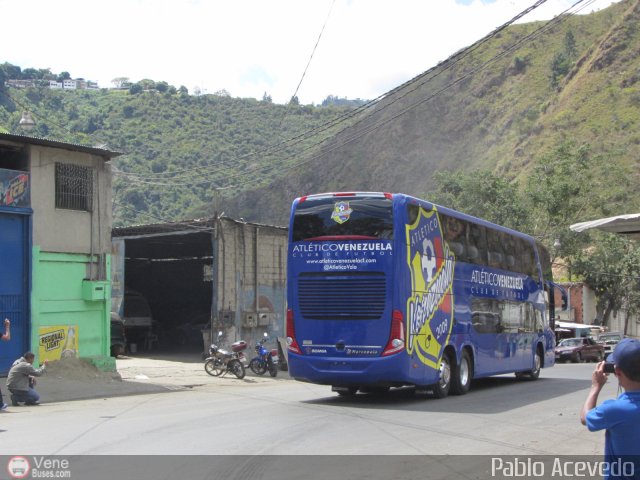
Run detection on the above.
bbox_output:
[112,215,286,238]
[0,132,123,159]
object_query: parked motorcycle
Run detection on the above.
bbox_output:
[204,331,247,379]
[249,332,278,377]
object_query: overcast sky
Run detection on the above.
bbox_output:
[1,0,619,105]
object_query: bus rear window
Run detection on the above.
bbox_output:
[292,197,393,242]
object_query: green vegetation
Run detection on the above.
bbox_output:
[0,0,638,237]
[0,68,360,226]
[431,141,638,328]
[0,0,638,327]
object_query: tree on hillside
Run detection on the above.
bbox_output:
[0,62,22,79]
[525,141,629,266]
[564,31,577,59]
[572,234,640,329]
[155,81,169,93]
[138,79,156,91]
[22,67,53,80]
[550,30,578,88]
[112,77,130,88]
[431,142,634,327]
[431,169,531,231]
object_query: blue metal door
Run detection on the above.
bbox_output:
[0,212,29,373]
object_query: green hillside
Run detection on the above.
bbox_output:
[240,0,640,224]
[1,0,639,228]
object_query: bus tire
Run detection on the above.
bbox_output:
[432,353,452,399]
[451,350,472,395]
[517,348,542,380]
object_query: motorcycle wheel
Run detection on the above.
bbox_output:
[249,358,267,375]
[230,360,246,379]
[268,363,278,378]
[204,359,224,377]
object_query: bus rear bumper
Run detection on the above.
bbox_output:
[287,353,432,387]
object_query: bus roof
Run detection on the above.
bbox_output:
[295,192,536,243]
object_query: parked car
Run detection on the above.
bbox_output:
[122,290,154,330]
[555,337,604,363]
[597,332,624,359]
[110,312,126,357]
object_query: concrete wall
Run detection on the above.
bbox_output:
[553,282,639,338]
[29,145,112,258]
[608,310,640,337]
[216,219,287,346]
[582,285,597,325]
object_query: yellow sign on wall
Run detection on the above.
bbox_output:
[39,326,78,362]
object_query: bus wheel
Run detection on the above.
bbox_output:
[517,349,541,380]
[432,354,452,399]
[451,350,472,395]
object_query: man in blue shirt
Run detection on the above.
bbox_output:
[581,338,640,479]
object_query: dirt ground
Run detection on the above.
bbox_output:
[1,351,291,405]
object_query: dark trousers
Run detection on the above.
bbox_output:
[9,388,40,405]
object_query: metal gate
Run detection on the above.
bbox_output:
[0,212,30,373]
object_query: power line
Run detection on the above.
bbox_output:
[0,88,85,141]
[278,0,336,128]
[114,0,559,186]
[118,0,593,195]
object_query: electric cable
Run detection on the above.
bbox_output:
[133,0,594,192]
[114,0,558,183]
[278,0,336,129]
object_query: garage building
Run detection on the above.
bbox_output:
[111,216,287,355]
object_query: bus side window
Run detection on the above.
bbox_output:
[441,213,466,257]
[514,237,536,277]
[467,223,487,266]
[486,230,507,270]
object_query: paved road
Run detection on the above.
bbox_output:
[0,362,612,457]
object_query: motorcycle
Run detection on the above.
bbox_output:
[249,332,278,377]
[204,331,247,379]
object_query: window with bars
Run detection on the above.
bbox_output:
[55,163,94,212]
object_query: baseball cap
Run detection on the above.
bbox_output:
[607,338,640,379]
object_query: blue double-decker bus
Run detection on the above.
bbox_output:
[286,192,557,397]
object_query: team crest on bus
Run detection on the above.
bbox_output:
[331,201,353,224]
[405,206,455,369]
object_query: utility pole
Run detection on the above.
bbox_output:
[209,186,234,346]
[210,189,221,347]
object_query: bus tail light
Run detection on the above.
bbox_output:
[382,310,405,356]
[286,308,302,354]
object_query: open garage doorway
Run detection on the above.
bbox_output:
[113,217,288,365]
[112,221,214,355]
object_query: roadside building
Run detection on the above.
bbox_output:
[0,133,120,373]
[552,281,639,337]
[111,217,287,355]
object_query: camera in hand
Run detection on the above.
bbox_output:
[604,362,615,374]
